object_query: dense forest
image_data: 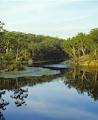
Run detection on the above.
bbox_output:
[63,27,98,67]
[0,21,67,71]
[0,21,98,71]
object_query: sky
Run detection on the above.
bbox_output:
[0,0,98,38]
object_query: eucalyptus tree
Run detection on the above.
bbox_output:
[0,21,5,51]
[89,28,98,59]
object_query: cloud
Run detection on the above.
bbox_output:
[0,0,98,38]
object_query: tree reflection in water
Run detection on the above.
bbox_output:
[0,90,9,120]
[63,68,98,100]
[0,74,61,119]
[11,88,28,107]
[0,69,98,119]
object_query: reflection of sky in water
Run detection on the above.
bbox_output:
[2,78,98,120]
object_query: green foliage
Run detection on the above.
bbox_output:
[63,28,98,64]
[1,21,98,70]
[0,22,66,71]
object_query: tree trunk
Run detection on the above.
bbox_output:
[6,42,9,54]
[94,49,97,60]
[81,48,85,56]
[16,48,19,62]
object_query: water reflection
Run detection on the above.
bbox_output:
[0,67,98,120]
[11,88,28,107]
[1,68,98,102]
[0,90,9,120]
[0,73,61,120]
[63,68,98,100]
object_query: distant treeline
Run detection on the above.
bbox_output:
[0,21,67,71]
[0,21,98,71]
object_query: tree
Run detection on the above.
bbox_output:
[90,28,98,59]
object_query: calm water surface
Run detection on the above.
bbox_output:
[0,65,98,120]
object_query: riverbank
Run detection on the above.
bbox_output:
[0,59,65,72]
[71,55,98,68]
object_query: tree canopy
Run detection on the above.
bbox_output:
[0,21,98,71]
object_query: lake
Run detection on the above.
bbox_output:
[0,64,98,120]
